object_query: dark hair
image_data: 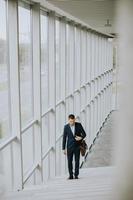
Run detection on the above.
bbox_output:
[68,114,75,119]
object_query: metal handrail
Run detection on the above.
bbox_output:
[0,135,17,151]
[42,146,54,160]
[21,119,38,134]
[41,107,55,118]
[23,162,39,184]
[56,134,63,143]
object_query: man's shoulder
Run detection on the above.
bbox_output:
[64,123,69,128]
[75,122,81,126]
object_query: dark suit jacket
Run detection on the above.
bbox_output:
[62,122,86,151]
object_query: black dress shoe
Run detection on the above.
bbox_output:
[75,176,78,179]
[67,176,73,180]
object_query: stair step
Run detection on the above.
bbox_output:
[3,166,115,200]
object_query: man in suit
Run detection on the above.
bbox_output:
[62,114,86,180]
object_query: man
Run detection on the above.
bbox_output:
[62,114,86,180]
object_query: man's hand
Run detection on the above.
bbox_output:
[63,149,67,155]
[75,136,82,141]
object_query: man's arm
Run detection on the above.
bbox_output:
[80,123,86,139]
[62,125,67,150]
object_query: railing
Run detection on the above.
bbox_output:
[0,74,113,184]
[0,135,18,151]
[8,80,113,184]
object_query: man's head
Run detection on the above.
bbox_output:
[68,114,75,126]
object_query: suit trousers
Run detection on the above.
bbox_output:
[67,145,80,177]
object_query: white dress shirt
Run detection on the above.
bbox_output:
[70,124,75,136]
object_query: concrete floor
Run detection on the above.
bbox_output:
[83,111,116,168]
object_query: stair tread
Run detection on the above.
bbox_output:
[3,166,115,200]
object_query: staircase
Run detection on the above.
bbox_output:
[3,166,114,200]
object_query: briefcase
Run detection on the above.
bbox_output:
[79,140,88,156]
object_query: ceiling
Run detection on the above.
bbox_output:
[45,0,116,35]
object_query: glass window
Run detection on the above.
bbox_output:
[22,127,34,175]
[41,13,49,113]
[74,27,81,90]
[86,32,91,83]
[18,4,34,128]
[74,92,80,117]
[66,24,74,95]
[42,114,49,154]
[81,30,87,85]
[66,24,69,95]
[69,26,74,93]
[0,0,11,141]
[55,19,60,102]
